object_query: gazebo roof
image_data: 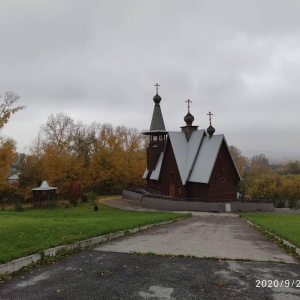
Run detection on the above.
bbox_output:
[31,181,57,191]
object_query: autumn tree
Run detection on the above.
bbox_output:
[0,92,25,179]
[248,154,272,177]
[0,138,16,182]
[18,154,43,199]
[276,160,300,175]
[23,114,147,197]
[40,113,77,154]
[228,145,248,176]
[38,113,85,195]
[17,110,148,198]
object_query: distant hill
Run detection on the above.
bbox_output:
[243,150,300,164]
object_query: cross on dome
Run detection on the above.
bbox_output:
[207,111,213,125]
[185,99,192,113]
[154,83,160,94]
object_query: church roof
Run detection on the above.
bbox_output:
[168,130,205,184]
[149,131,241,185]
[150,152,164,180]
[150,98,166,131]
[189,134,224,183]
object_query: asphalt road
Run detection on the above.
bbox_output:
[1,251,299,300]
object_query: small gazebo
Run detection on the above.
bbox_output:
[31,181,57,207]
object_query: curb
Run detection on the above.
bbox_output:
[0,219,181,276]
[244,219,300,256]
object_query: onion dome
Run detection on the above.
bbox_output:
[206,111,215,138]
[153,93,162,104]
[184,112,194,126]
[207,125,215,138]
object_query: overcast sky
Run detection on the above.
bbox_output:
[1,0,300,159]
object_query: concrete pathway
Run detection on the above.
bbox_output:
[97,198,298,263]
[95,215,297,263]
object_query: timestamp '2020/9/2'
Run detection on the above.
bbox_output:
[256,279,300,288]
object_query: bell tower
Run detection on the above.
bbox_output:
[142,83,167,179]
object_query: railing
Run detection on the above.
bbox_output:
[144,194,273,203]
[124,186,161,195]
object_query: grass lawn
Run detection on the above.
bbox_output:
[0,203,190,264]
[241,214,300,248]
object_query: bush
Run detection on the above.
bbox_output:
[81,191,97,203]
[287,198,297,209]
[14,201,24,212]
[276,199,285,208]
[0,184,21,205]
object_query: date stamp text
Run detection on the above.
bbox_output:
[256,279,300,288]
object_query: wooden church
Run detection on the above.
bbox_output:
[142,85,241,201]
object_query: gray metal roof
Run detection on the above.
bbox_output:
[168,132,188,183]
[168,130,206,185]
[31,181,57,191]
[7,173,20,181]
[150,105,166,131]
[189,134,224,183]
[150,152,164,180]
[142,168,149,179]
[145,129,241,185]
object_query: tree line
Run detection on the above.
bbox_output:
[17,113,147,200]
[229,146,300,208]
[0,92,299,208]
[0,93,147,204]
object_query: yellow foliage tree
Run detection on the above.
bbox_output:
[0,92,25,190]
[0,138,16,183]
[24,114,147,196]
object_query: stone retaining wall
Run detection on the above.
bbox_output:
[122,189,143,202]
[142,196,274,212]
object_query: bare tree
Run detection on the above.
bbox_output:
[0,92,26,130]
[40,113,77,153]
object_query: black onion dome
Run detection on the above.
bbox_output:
[153,93,162,104]
[184,112,194,126]
[207,125,215,138]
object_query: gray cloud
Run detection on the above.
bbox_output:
[1,0,300,160]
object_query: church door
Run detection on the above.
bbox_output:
[169,183,175,196]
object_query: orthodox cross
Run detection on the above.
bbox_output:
[207,111,213,125]
[185,99,192,113]
[154,83,160,94]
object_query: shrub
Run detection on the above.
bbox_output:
[81,191,97,203]
[0,184,20,205]
[14,201,24,212]
[287,198,297,209]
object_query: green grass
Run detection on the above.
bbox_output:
[241,214,300,248]
[0,203,190,264]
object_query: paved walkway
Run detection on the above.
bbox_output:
[97,198,297,263]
